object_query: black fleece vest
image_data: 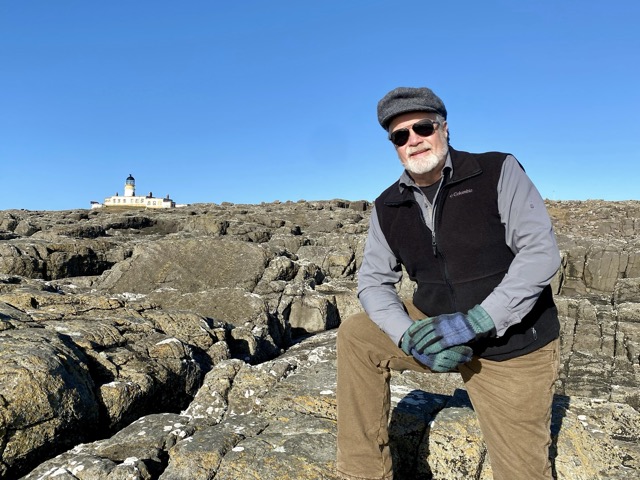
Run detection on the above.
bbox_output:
[375,148,559,360]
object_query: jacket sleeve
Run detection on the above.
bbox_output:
[480,155,561,337]
[357,207,414,345]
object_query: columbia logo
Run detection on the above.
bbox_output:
[450,188,473,198]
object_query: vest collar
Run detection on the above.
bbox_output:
[388,147,483,204]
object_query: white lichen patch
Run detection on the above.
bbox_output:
[113,292,147,301]
[70,444,88,454]
[232,446,245,452]
[102,381,121,388]
[319,390,334,395]
[156,338,181,345]
[390,385,415,396]
[307,348,331,364]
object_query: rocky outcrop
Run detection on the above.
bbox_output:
[0,200,638,479]
[17,331,640,480]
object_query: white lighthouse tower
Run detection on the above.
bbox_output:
[124,174,135,197]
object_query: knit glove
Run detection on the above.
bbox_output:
[409,345,473,372]
[401,305,495,356]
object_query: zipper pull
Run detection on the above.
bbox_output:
[432,231,437,256]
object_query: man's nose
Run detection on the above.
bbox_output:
[407,129,424,145]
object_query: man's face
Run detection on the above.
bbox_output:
[388,111,449,185]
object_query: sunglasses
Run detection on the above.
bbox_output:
[389,119,440,147]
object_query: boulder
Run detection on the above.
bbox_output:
[95,238,271,294]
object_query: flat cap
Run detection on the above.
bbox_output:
[377,87,447,130]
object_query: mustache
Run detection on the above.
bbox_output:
[406,143,432,155]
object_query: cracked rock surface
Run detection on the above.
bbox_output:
[0,199,638,479]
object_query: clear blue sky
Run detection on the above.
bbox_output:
[1,1,638,211]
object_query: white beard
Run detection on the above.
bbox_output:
[404,151,442,175]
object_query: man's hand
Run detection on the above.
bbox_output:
[409,345,473,372]
[401,305,495,355]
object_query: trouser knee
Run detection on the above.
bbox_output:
[337,312,371,348]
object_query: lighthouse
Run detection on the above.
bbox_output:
[94,174,178,209]
[124,174,135,197]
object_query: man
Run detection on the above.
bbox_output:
[336,87,561,480]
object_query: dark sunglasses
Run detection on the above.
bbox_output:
[389,119,440,147]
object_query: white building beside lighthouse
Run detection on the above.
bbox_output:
[91,174,176,209]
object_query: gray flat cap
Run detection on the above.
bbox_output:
[377,87,447,130]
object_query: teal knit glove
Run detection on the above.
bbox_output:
[409,345,473,372]
[401,305,495,356]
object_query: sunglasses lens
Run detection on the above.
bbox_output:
[389,120,437,146]
[390,129,409,146]
[412,121,435,137]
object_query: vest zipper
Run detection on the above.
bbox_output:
[430,172,448,257]
[431,172,458,309]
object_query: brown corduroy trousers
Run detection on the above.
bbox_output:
[336,301,560,480]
